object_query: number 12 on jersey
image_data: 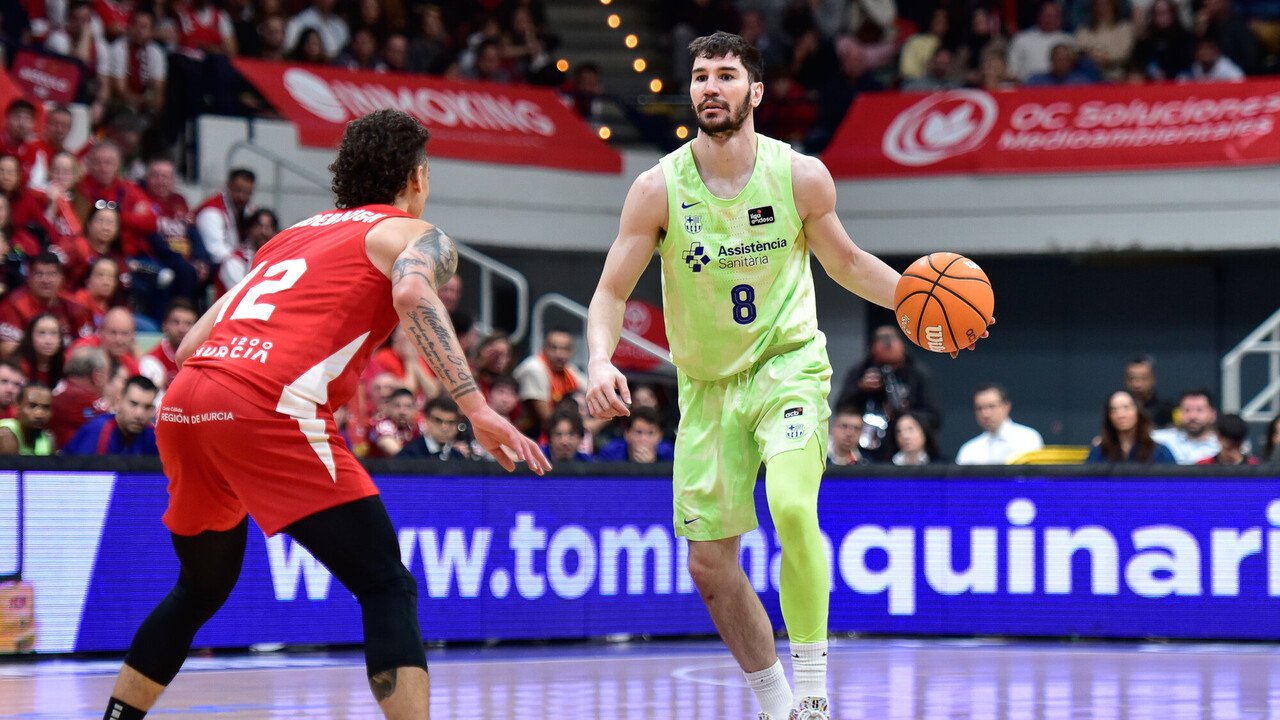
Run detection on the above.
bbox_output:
[731,284,756,325]
[216,259,308,323]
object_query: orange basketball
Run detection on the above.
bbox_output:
[894,252,994,354]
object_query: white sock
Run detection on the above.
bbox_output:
[790,640,828,700]
[745,658,793,719]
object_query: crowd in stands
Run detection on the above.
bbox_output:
[0,0,569,168]
[826,328,1279,467]
[664,0,1280,152]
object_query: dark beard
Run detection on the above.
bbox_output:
[694,91,751,138]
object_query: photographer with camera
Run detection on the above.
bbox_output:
[835,325,943,462]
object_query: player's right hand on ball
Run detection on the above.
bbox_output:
[470,406,551,475]
[587,360,631,419]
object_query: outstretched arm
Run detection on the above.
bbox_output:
[387,224,550,473]
[585,167,667,419]
[797,153,900,310]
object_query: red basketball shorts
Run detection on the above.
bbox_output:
[158,370,378,536]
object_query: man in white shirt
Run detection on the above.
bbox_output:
[955,383,1044,464]
[1189,37,1245,81]
[1007,1,1072,80]
[283,0,349,59]
[1152,388,1221,464]
[512,328,587,435]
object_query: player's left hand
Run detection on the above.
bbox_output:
[469,406,551,474]
[950,316,996,359]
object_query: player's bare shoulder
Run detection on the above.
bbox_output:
[788,149,837,222]
[623,163,671,234]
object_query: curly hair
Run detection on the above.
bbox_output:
[688,31,764,84]
[328,110,431,209]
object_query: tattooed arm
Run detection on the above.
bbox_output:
[371,218,550,474]
[388,226,481,406]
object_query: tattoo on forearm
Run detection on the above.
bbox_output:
[369,669,398,701]
[405,300,478,401]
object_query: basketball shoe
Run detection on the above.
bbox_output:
[788,696,829,720]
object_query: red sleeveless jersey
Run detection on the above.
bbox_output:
[184,204,410,414]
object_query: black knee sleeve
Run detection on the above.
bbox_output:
[357,567,427,678]
[123,520,247,685]
[284,497,427,679]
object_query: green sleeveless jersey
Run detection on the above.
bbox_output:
[657,135,817,381]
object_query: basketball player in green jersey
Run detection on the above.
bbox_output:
[587,32,904,720]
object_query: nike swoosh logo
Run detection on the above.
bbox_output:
[681,201,702,209]
[683,516,700,525]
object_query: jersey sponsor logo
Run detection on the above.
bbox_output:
[717,237,787,269]
[158,408,236,424]
[747,205,775,226]
[680,200,702,209]
[786,422,805,439]
[683,243,711,273]
[190,335,275,364]
[684,214,702,234]
[784,407,804,419]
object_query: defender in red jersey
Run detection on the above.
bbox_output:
[102,110,549,720]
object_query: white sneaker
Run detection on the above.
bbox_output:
[788,696,829,720]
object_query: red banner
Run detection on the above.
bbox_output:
[612,299,668,373]
[233,59,621,174]
[822,80,1280,178]
[10,50,82,104]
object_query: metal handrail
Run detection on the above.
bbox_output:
[227,140,330,215]
[225,140,530,344]
[457,245,530,345]
[530,293,672,368]
[1221,306,1280,423]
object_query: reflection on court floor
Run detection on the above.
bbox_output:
[3,638,1279,718]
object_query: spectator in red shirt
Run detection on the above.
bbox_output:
[135,158,204,319]
[15,313,67,388]
[138,297,196,389]
[69,306,140,376]
[365,387,424,458]
[76,141,157,258]
[0,252,95,355]
[62,202,126,287]
[49,343,110,447]
[39,152,85,256]
[194,167,254,266]
[0,359,24,419]
[69,256,122,327]
[0,100,37,178]
[107,10,168,119]
[26,105,75,191]
[0,154,50,256]
[1196,414,1261,466]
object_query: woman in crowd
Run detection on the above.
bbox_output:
[1086,389,1177,463]
[890,411,941,466]
[15,313,66,388]
[63,203,125,288]
[70,257,123,328]
[0,154,47,257]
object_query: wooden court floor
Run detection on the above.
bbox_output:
[2,638,1279,718]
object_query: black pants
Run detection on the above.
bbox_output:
[124,495,426,685]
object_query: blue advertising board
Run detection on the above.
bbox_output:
[3,469,1278,653]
